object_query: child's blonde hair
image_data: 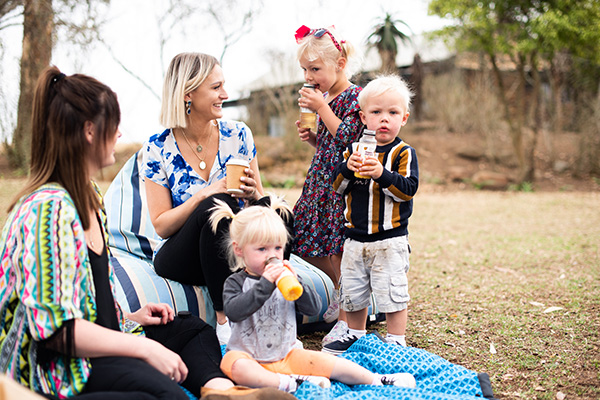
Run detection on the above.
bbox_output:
[358,74,414,112]
[209,196,293,272]
[296,26,357,76]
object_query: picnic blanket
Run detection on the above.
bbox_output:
[189,334,497,400]
[293,334,495,400]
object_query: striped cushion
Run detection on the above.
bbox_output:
[104,151,376,328]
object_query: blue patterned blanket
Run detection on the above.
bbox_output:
[198,334,492,400]
[293,334,486,400]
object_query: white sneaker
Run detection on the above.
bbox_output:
[322,320,348,345]
[323,289,340,323]
[291,374,331,390]
[216,320,231,346]
[385,335,407,347]
[380,372,416,388]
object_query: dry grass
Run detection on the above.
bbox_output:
[298,190,600,400]
[1,179,598,399]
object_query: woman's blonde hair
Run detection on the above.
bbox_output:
[159,52,219,129]
[209,196,293,272]
[296,27,357,76]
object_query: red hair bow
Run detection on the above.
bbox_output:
[295,25,312,43]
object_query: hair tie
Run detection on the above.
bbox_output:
[52,73,66,85]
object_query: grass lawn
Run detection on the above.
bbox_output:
[1,179,598,399]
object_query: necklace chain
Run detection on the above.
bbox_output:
[181,128,214,170]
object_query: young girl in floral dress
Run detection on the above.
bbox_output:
[292,25,364,344]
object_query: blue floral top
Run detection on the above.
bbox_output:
[142,120,256,208]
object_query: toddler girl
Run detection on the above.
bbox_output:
[209,196,416,393]
[292,25,364,343]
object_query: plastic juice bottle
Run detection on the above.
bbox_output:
[299,84,317,132]
[354,129,377,179]
[266,257,303,301]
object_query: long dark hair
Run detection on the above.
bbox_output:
[9,66,121,229]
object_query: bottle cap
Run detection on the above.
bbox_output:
[364,129,376,136]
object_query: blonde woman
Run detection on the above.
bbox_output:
[143,53,292,346]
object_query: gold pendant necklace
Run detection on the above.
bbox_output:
[181,128,213,170]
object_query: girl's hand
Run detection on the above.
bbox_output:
[296,121,317,147]
[358,156,384,179]
[298,87,326,113]
[282,260,298,278]
[126,303,175,326]
[263,261,286,284]
[232,167,260,201]
[139,337,188,383]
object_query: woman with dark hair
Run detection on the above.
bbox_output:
[0,66,291,400]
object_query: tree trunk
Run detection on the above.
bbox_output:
[10,0,53,170]
[489,53,526,182]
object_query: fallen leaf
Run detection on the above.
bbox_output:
[490,343,497,354]
[543,306,564,313]
[502,373,514,381]
[535,386,545,391]
[556,391,566,400]
[529,301,545,307]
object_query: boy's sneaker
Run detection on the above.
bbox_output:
[322,320,348,345]
[321,332,359,355]
[380,373,416,388]
[385,337,407,347]
[322,289,340,323]
[291,374,331,389]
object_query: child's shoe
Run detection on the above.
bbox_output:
[322,320,348,345]
[290,374,331,390]
[385,334,407,347]
[380,373,416,388]
[322,290,340,323]
[321,332,359,355]
[216,320,231,346]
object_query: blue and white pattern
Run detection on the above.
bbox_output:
[142,120,256,208]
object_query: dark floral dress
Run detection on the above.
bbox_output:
[292,84,364,257]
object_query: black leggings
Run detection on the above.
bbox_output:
[69,316,226,399]
[153,194,294,311]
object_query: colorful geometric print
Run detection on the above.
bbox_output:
[294,334,484,400]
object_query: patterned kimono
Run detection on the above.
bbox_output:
[0,182,140,398]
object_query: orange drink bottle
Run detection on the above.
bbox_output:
[266,257,303,301]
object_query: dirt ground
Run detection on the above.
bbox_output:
[1,123,597,194]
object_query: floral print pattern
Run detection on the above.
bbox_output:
[293,85,364,257]
[142,120,256,208]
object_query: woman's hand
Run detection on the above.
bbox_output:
[138,336,188,383]
[126,303,175,326]
[232,167,260,201]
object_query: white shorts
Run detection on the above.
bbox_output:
[339,236,410,314]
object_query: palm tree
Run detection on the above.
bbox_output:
[367,13,412,73]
